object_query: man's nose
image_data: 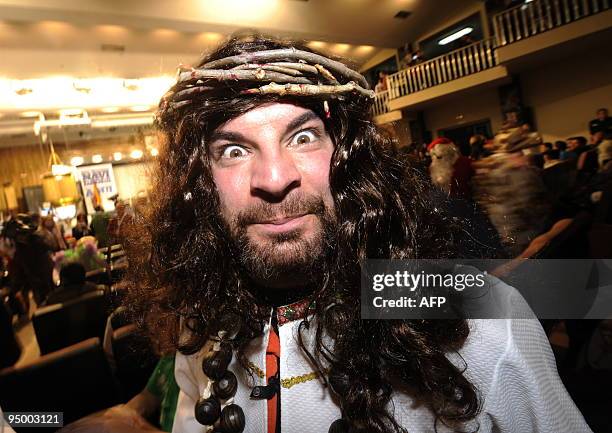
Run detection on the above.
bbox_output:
[250,151,301,200]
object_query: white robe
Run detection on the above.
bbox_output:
[172,277,592,433]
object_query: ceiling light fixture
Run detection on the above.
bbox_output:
[92,154,103,163]
[101,107,121,113]
[438,27,474,45]
[130,149,143,159]
[113,152,123,161]
[70,156,84,166]
[21,111,42,118]
[130,105,151,112]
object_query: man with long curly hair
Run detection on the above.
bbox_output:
[124,34,591,433]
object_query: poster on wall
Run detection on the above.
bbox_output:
[76,163,117,214]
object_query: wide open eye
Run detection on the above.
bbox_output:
[291,130,318,147]
[221,145,248,159]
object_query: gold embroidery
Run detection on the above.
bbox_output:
[280,372,319,389]
[247,362,319,389]
[247,361,266,379]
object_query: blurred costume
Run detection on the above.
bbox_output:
[6,214,55,306]
[91,208,112,248]
[428,137,474,199]
[472,126,549,254]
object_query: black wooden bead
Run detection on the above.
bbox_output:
[328,418,350,433]
[213,370,238,400]
[202,342,233,380]
[194,396,221,426]
[219,404,245,433]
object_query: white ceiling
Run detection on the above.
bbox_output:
[0,0,480,77]
[0,0,480,144]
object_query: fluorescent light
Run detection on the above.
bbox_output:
[130,105,150,112]
[438,27,474,45]
[113,152,123,161]
[0,76,174,113]
[150,148,159,157]
[20,111,42,118]
[100,107,120,113]
[92,154,103,163]
[70,156,84,166]
[91,115,154,128]
[130,149,143,159]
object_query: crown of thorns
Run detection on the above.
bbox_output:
[160,48,375,114]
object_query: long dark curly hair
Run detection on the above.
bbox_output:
[124,34,488,433]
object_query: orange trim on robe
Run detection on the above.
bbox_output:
[266,326,280,433]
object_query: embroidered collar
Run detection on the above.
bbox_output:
[276,298,315,326]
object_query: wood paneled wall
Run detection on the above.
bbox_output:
[0,134,143,204]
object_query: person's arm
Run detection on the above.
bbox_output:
[58,403,162,433]
[482,319,593,432]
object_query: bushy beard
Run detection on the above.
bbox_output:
[226,194,336,286]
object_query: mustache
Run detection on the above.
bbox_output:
[234,194,327,227]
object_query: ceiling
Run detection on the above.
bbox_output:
[0,0,480,75]
[0,0,480,145]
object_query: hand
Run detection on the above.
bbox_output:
[58,405,162,433]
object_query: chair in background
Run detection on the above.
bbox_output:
[0,300,20,369]
[0,337,119,430]
[105,323,159,401]
[33,289,109,355]
[85,268,111,287]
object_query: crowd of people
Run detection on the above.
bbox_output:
[0,200,135,320]
[401,109,612,391]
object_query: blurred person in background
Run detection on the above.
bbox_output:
[469,134,490,160]
[91,205,111,248]
[567,136,588,157]
[556,140,572,160]
[589,108,611,142]
[374,71,388,93]
[72,212,93,241]
[429,137,475,199]
[38,215,67,251]
[598,139,612,172]
[5,214,55,310]
[108,201,135,244]
[44,261,99,306]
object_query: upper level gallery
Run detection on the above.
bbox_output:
[373,0,611,123]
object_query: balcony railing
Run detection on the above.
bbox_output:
[493,0,610,46]
[373,91,389,117]
[386,37,498,101]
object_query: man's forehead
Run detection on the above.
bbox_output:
[215,103,319,132]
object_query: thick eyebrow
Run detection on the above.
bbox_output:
[282,111,320,139]
[208,130,249,145]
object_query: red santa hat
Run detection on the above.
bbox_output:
[427,137,453,152]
